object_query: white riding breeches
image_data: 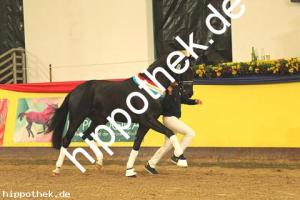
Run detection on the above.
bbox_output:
[148,116,196,167]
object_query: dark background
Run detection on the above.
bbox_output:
[0,0,25,54]
[153,0,232,65]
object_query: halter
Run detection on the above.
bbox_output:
[132,74,166,98]
[174,60,194,89]
[179,80,193,86]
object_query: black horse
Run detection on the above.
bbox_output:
[49,55,195,177]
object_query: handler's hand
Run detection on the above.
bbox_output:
[195,99,202,105]
[167,86,173,95]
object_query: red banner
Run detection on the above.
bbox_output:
[0,79,125,93]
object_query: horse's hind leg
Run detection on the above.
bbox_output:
[53,85,94,175]
[53,117,86,175]
[81,118,107,168]
[126,124,149,177]
[62,114,86,148]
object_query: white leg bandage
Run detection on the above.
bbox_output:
[56,147,66,168]
[90,140,103,165]
[53,147,66,174]
[126,149,139,169]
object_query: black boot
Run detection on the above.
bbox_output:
[171,154,188,167]
[145,162,159,175]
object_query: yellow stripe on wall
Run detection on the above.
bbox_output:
[1,82,300,147]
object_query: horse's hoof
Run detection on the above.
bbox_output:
[95,164,103,170]
[52,172,59,176]
[52,168,60,176]
[127,175,137,178]
[125,168,137,177]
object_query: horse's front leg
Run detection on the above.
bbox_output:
[52,117,82,175]
[81,119,105,169]
[126,125,149,177]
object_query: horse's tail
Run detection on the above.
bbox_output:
[18,112,25,120]
[48,94,70,149]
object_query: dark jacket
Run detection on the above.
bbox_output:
[162,85,197,118]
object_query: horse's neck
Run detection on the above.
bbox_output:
[137,73,169,88]
[143,62,178,88]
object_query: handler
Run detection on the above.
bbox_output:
[145,71,202,174]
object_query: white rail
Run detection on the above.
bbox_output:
[0,48,26,84]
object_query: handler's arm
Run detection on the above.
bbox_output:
[181,97,197,105]
[181,97,202,105]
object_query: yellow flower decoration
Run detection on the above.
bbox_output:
[199,71,204,77]
[273,68,279,74]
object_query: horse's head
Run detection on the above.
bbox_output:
[166,35,196,98]
[145,50,195,98]
[168,47,195,99]
[170,50,195,98]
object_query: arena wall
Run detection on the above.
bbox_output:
[23,0,154,82]
[1,83,300,147]
[23,0,300,82]
[232,0,300,62]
